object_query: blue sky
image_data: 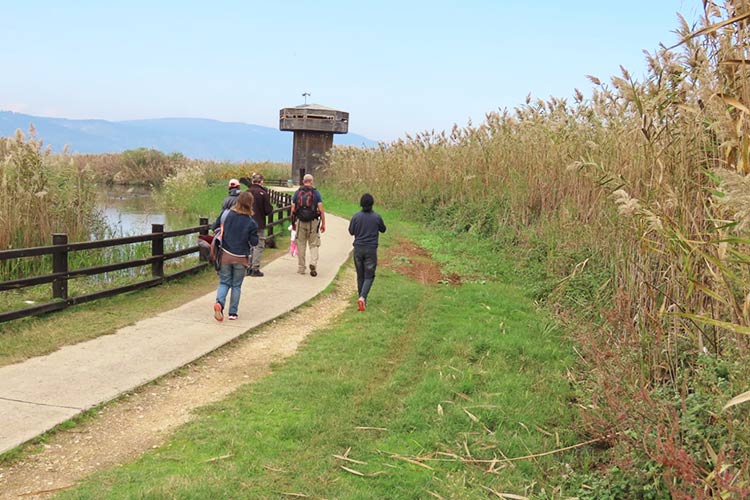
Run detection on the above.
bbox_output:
[1,1,700,142]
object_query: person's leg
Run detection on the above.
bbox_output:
[216,264,232,308]
[214,263,232,320]
[250,234,266,273]
[228,264,246,316]
[307,220,321,269]
[353,246,365,296]
[360,248,378,301]
[296,222,309,273]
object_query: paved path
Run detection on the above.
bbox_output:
[0,214,352,455]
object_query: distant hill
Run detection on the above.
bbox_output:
[0,111,378,162]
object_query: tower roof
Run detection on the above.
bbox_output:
[291,103,340,111]
[279,104,349,134]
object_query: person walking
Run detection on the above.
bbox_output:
[291,174,326,276]
[246,173,274,277]
[211,178,242,232]
[348,193,386,311]
[213,191,259,322]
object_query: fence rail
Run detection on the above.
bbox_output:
[0,191,293,324]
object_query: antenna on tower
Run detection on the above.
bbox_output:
[302,92,311,105]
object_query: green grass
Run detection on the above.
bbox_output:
[57,206,580,499]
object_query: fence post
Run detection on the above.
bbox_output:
[151,223,164,278]
[266,209,274,243]
[52,233,68,300]
[198,217,209,262]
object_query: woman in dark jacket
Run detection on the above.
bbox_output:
[214,191,259,321]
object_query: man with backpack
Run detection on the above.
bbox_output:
[291,174,326,276]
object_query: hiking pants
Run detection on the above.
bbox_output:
[353,245,378,299]
[250,233,266,271]
[296,219,321,272]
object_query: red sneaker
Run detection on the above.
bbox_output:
[357,297,366,312]
[213,303,224,322]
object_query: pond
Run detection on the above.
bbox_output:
[97,185,203,237]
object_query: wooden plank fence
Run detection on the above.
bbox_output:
[0,191,293,324]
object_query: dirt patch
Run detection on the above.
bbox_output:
[0,268,358,500]
[382,238,461,285]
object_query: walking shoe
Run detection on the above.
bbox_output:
[228,314,238,320]
[297,268,306,275]
[250,269,264,277]
[213,303,224,322]
[357,297,366,312]
[309,264,317,277]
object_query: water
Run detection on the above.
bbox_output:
[97,185,200,237]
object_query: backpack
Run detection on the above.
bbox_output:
[210,227,224,271]
[295,187,318,222]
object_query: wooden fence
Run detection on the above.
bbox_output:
[0,192,293,324]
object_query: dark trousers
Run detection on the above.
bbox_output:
[353,245,378,300]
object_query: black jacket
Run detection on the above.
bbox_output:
[248,184,274,229]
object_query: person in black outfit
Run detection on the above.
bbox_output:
[348,193,386,311]
[246,173,274,276]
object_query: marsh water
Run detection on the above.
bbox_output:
[96,185,200,237]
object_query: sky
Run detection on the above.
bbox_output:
[1,1,701,142]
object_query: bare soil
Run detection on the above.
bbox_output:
[382,238,461,286]
[0,241,449,499]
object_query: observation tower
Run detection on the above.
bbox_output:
[279,102,349,184]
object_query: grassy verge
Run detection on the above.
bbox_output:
[57,203,581,499]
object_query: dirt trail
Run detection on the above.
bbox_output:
[0,269,356,500]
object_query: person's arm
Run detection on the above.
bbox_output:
[211,215,221,232]
[248,219,259,248]
[379,215,387,233]
[263,190,273,216]
[318,202,326,233]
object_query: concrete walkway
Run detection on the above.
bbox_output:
[0,213,353,455]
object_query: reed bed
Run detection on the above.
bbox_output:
[322,1,750,495]
[0,129,105,252]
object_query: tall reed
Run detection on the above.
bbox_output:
[0,129,104,251]
[322,1,750,495]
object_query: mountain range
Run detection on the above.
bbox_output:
[0,111,378,162]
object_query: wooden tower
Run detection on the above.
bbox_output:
[279,103,349,184]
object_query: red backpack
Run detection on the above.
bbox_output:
[295,187,318,222]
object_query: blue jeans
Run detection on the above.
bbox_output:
[216,263,246,315]
[353,246,378,300]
